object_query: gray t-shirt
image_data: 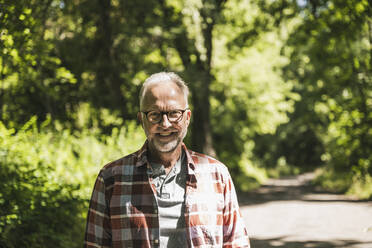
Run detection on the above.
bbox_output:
[149,152,187,247]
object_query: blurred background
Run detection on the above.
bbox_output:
[0,0,371,246]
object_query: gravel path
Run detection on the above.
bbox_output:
[238,173,372,248]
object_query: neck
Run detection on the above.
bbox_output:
[148,144,182,169]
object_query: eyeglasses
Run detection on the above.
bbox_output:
[141,108,189,124]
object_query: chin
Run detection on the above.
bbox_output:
[153,140,180,153]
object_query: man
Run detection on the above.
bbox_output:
[84,72,250,247]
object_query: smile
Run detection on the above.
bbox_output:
[157,131,177,137]
[159,132,172,136]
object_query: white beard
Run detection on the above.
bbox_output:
[150,128,187,153]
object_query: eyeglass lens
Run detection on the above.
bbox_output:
[147,110,184,123]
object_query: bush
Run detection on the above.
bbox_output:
[0,117,145,247]
[0,121,84,247]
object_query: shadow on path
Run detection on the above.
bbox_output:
[238,173,372,248]
[251,236,372,248]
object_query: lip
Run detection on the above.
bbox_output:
[158,132,173,136]
[155,131,177,139]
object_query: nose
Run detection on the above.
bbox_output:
[159,113,172,128]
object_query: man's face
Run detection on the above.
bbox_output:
[139,81,191,154]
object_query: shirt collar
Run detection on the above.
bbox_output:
[135,141,196,173]
[135,141,149,167]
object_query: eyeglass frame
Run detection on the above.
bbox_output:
[140,108,189,124]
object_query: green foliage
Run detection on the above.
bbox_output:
[210,0,298,187]
[0,121,84,247]
[1,5,372,248]
[256,0,372,198]
[0,117,145,246]
[3,0,371,245]
[266,158,301,179]
[290,0,371,197]
[314,167,372,200]
[0,0,79,126]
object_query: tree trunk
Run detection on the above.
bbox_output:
[96,0,127,118]
[189,12,216,156]
[189,72,215,157]
[159,0,225,156]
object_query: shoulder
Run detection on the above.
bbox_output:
[99,149,143,181]
[188,150,227,169]
[187,149,231,178]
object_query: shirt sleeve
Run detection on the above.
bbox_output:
[222,171,250,248]
[84,171,112,248]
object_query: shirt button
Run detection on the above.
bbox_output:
[161,193,170,199]
[154,209,158,214]
[154,239,159,244]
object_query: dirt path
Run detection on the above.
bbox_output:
[238,173,372,248]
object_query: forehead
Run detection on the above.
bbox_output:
[142,81,186,109]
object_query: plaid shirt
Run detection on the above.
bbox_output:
[84,142,250,248]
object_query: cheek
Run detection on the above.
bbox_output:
[179,122,188,132]
[143,123,155,135]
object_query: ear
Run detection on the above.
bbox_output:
[137,112,144,127]
[185,109,191,126]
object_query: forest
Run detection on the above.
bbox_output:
[0,0,371,246]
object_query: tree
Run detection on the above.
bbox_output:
[258,0,372,195]
[0,0,80,125]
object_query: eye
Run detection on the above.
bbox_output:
[168,110,182,118]
[148,111,161,120]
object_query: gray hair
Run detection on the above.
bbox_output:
[139,72,189,109]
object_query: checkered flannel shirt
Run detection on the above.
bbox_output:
[84,142,250,248]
